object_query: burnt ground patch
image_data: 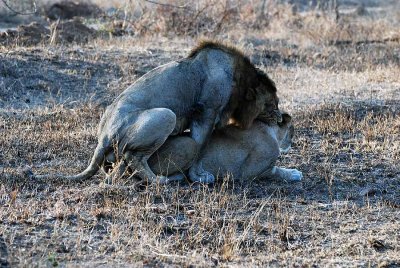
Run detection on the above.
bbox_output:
[0,48,122,110]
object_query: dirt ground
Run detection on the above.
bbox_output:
[0,0,399,267]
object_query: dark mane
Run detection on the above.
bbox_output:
[256,68,277,93]
[188,40,248,61]
[189,41,279,129]
[188,40,276,94]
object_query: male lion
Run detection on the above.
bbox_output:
[33,41,281,183]
[111,112,302,183]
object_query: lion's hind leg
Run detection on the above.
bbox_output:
[103,159,130,184]
[119,108,177,184]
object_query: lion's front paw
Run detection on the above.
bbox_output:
[189,167,215,184]
[288,169,303,181]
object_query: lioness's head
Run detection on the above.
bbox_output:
[276,113,294,153]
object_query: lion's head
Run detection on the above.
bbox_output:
[190,40,281,130]
[230,67,281,129]
[276,112,294,153]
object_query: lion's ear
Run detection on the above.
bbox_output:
[245,87,261,101]
[281,113,292,124]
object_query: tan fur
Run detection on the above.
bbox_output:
[192,112,301,182]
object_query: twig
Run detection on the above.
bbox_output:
[0,0,37,15]
[143,0,190,10]
[145,244,188,259]
[330,37,400,46]
[333,0,339,22]
[259,0,267,18]
[213,0,231,34]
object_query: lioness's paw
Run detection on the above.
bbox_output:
[193,172,215,184]
[189,169,215,184]
[288,169,303,181]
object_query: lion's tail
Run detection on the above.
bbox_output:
[32,140,108,182]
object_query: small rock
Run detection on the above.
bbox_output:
[0,22,50,46]
[313,52,321,59]
[359,187,378,197]
[369,239,387,252]
[354,5,368,16]
[50,19,97,44]
[186,209,195,215]
[22,165,34,179]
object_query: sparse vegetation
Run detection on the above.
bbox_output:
[0,0,399,267]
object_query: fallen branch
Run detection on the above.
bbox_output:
[330,37,400,46]
[143,0,190,10]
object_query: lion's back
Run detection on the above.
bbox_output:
[200,121,283,179]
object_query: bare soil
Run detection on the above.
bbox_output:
[0,1,399,267]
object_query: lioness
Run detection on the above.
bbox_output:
[187,113,302,182]
[129,112,302,183]
[34,41,281,183]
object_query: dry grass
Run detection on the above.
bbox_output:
[1,0,400,267]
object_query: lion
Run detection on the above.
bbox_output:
[33,40,281,183]
[105,112,302,183]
